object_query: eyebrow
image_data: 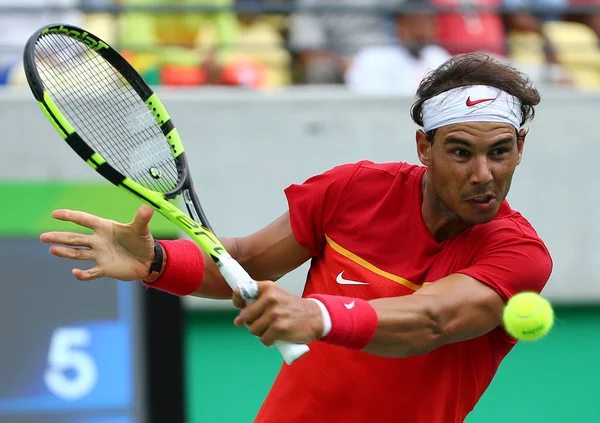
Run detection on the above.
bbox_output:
[443,136,516,148]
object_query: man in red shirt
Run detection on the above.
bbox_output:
[41,53,552,423]
[432,0,506,56]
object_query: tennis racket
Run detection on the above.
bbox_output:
[23,23,310,365]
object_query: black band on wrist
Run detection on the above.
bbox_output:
[147,240,163,277]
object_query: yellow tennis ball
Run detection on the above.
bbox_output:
[503,292,554,341]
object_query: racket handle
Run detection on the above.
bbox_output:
[217,255,310,364]
[275,340,310,365]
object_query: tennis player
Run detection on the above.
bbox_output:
[41,53,552,423]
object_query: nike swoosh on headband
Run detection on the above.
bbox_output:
[466,96,495,107]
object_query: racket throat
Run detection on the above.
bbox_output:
[183,189,201,223]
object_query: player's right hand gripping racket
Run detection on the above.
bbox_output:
[23,23,310,365]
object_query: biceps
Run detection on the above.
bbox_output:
[236,212,312,281]
[416,274,506,345]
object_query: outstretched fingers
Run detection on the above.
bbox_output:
[40,231,93,248]
[72,266,104,281]
[49,245,96,261]
[51,209,103,231]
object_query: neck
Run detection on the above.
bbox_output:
[421,170,470,242]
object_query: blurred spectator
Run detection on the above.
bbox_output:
[502,0,569,85]
[118,0,240,85]
[344,0,451,94]
[218,10,292,88]
[568,0,600,38]
[541,20,600,89]
[288,0,399,84]
[432,0,506,56]
[220,55,270,87]
[0,0,83,85]
[504,0,566,34]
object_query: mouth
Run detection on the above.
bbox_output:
[468,194,495,202]
[466,193,497,209]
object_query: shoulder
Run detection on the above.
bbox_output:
[467,202,553,270]
[455,202,553,301]
[474,202,546,243]
[316,160,423,176]
[330,161,425,210]
[344,160,425,184]
[354,160,424,175]
[292,160,426,205]
[299,160,425,205]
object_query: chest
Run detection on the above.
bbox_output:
[304,218,481,300]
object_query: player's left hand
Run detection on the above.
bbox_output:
[232,281,323,347]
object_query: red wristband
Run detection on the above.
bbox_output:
[307,294,378,350]
[142,239,204,296]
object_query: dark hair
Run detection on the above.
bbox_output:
[410,53,541,140]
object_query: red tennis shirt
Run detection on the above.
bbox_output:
[254,160,552,423]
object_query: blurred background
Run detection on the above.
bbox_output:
[0,0,600,422]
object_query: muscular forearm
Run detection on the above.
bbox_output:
[147,212,310,300]
[155,230,309,300]
[147,237,285,300]
[196,230,309,298]
[361,295,444,358]
[359,277,504,358]
[196,213,310,298]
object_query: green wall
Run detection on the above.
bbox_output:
[0,182,177,236]
[185,306,600,423]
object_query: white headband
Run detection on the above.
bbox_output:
[421,85,523,132]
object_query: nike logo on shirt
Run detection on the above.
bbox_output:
[336,271,369,285]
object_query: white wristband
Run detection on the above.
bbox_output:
[308,298,332,338]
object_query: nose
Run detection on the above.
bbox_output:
[469,156,493,185]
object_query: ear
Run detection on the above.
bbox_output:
[516,128,526,165]
[416,129,432,166]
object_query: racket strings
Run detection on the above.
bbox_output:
[34,34,181,193]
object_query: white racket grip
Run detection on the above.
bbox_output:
[217,255,310,364]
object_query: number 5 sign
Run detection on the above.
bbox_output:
[43,327,98,400]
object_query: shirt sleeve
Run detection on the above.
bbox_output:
[284,163,360,256]
[457,230,553,302]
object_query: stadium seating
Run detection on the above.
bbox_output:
[543,21,600,89]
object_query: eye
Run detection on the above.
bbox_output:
[452,149,470,158]
[490,147,510,157]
